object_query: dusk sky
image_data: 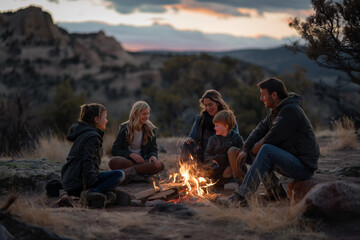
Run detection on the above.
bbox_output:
[1,0,313,51]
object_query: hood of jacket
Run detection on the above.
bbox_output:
[66,122,104,142]
[272,93,302,115]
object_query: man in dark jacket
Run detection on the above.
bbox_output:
[219,78,319,206]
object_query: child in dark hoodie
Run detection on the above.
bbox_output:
[203,110,244,184]
[61,103,126,208]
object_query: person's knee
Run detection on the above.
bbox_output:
[113,170,125,183]
[228,146,239,156]
[108,157,117,170]
[108,157,129,170]
[113,169,124,177]
[228,146,239,164]
[259,144,273,153]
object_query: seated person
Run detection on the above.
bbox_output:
[61,103,125,208]
[218,78,319,206]
[203,110,244,183]
[108,101,164,184]
[181,89,238,163]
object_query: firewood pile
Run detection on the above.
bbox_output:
[132,182,219,204]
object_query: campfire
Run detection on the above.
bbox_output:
[134,157,218,204]
[163,160,217,203]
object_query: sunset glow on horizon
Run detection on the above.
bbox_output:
[1,0,313,51]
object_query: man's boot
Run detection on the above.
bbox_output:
[217,192,248,207]
[122,166,146,184]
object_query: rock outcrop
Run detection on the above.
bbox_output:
[0,5,136,115]
[0,159,62,195]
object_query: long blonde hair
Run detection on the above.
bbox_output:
[126,101,156,145]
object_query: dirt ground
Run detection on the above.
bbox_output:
[4,135,360,240]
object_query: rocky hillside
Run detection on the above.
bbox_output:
[0,6,142,114]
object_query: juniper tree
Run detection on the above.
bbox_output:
[288,0,360,86]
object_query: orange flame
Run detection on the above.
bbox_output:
[167,155,216,201]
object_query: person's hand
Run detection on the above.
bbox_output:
[184,137,195,144]
[149,156,162,168]
[130,153,145,163]
[251,139,264,156]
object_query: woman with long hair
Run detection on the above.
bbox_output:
[108,101,164,183]
[180,89,239,163]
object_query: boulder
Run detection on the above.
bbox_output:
[288,176,327,202]
[302,180,360,219]
[0,159,62,194]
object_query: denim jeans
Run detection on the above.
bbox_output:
[91,170,124,193]
[236,144,314,198]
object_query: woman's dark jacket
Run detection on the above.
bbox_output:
[61,122,103,194]
[111,123,158,160]
[244,93,319,171]
[189,111,239,150]
[204,130,244,173]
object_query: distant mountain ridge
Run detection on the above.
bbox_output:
[210,47,345,81]
[137,47,344,81]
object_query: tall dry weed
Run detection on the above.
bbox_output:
[30,133,70,163]
[198,198,316,237]
[7,194,69,235]
[332,117,358,150]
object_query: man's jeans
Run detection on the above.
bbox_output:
[236,144,313,198]
[91,170,124,193]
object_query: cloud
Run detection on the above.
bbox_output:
[104,0,180,14]
[58,21,296,51]
[194,0,312,13]
[97,0,311,16]
[177,1,251,17]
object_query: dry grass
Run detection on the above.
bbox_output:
[5,194,69,236]
[332,117,358,150]
[199,200,301,231]
[48,208,151,240]
[197,199,322,239]
[29,133,70,163]
[103,131,116,157]
[320,117,359,154]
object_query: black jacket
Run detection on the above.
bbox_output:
[111,123,158,160]
[244,93,319,171]
[189,111,239,150]
[244,93,320,171]
[61,122,103,193]
[204,130,244,172]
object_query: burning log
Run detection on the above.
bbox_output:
[148,189,176,200]
[134,189,160,200]
[133,161,219,203]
